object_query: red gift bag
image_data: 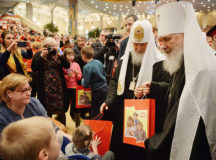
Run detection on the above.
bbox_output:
[123,99,155,148]
[84,118,113,156]
[76,85,91,109]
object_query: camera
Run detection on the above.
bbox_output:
[47,47,57,57]
[17,41,27,47]
[105,34,122,48]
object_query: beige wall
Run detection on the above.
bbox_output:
[207,11,216,27]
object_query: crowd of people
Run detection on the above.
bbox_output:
[0,1,216,160]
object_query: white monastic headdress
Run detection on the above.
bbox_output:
[117,20,164,95]
[156,2,216,159]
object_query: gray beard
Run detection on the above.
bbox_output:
[162,46,183,75]
[131,49,144,66]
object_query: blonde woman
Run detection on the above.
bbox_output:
[0,73,47,133]
[0,73,72,140]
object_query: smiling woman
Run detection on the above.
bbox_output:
[0,73,48,133]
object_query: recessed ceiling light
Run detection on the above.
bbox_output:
[212,4,215,6]
[95,5,98,8]
[120,5,122,8]
[208,0,210,2]
[105,3,108,5]
[201,2,203,4]
[106,6,109,8]
[192,0,195,2]
[208,6,210,8]
[91,1,94,4]
[120,8,122,10]
[203,5,206,7]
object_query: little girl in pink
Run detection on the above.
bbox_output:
[63,48,82,127]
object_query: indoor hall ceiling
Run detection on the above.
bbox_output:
[0,0,215,15]
[0,0,99,14]
[81,0,216,15]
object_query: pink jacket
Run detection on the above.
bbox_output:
[63,62,82,88]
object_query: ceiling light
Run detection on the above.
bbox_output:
[208,0,210,2]
[105,3,108,5]
[208,6,210,8]
[212,4,215,6]
[192,0,195,2]
[106,6,109,8]
[201,2,203,4]
[203,5,206,7]
[95,5,98,8]
[91,1,94,3]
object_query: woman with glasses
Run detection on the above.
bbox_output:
[31,37,70,125]
[0,73,72,143]
[0,73,46,133]
[0,30,33,80]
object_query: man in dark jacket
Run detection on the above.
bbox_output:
[92,30,109,64]
[117,14,138,61]
[73,35,86,71]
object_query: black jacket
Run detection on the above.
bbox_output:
[117,37,129,61]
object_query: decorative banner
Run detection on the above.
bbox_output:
[68,0,78,36]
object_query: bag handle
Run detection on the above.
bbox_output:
[133,95,147,100]
[92,113,104,120]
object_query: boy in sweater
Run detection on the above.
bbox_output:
[81,46,108,119]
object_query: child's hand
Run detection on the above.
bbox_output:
[91,136,101,154]
[68,71,73,78]
[74,69,78,75]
